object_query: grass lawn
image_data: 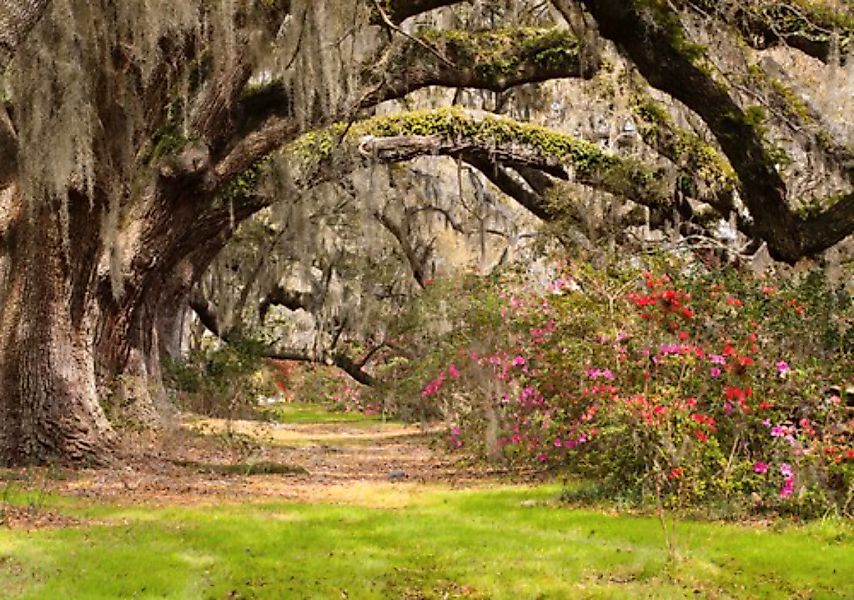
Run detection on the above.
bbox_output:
[263,403,388,425]
[1,484,850,599]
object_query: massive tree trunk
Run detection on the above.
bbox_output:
[0,186,113,464]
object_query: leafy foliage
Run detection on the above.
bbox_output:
[416,259,853,516]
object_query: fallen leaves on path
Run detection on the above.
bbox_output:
[2,412,517,517]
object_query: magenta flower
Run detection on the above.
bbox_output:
[753,461,769,474]
[710,367,722,378]
[448,363,461,378]
[451,426,461,436]
[780,463,793,477]
[779,476,794,498]
[659,343,680,355]
[775,360,790,376]
[537,453,548,463]
[512,355,527,367]
[710,354,726,365]
[587,368,615,381]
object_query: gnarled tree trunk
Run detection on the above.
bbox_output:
[0,187,113,464]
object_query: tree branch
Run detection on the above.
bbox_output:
[189,290,376,386]
[376,0,467,25]
[361,27,595,108]
[574,0,853,262]
[264,350,377,387]
[374,210,430,288]
[679,0,853,64]
[214,25,598,177]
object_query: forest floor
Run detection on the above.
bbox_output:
[1,404,852,599]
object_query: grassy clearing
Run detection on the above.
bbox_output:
[187,415,425,449]
[262,403,387,425]
[1,484,850,599]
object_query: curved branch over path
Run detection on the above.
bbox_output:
[188,292,377,387]
[566,0,853,262]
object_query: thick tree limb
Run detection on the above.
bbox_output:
[212,117,299,188]
[462,155,555,221]
[572,0,853,262]
[678,0,853,64]
[374,210,430,288]
[289,108,667,204]
[189,291,376,386]
[263,350,377,387]
[258,285,315,321]
[214,26,597,184]
[377,0,467,25]
[361,27,594,108]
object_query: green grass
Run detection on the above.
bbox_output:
[263,402,388,425]
[1,484,851,599]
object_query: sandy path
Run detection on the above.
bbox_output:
[24,414,506,508]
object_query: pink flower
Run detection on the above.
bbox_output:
[659,343,680,355]
[451,426,461,436]
[587,368,615,381]
[512,355,527,367]
[710,354,726,365]
[753,461,769,474]
[779,476,794,498]
[537,453,548,463]
[775,360,790,376]
[554,439,562,447]
[448,363,460,378]
[710,367,722,378]
[780,463,793,477]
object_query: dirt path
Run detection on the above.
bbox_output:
[13,412,507,509]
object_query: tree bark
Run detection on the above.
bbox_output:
[0,188,113,465]
[0,0,52,72]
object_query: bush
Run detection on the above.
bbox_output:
[419,258,853,516]
[163,341,273,419]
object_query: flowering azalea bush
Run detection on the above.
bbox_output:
[421,260,853,516]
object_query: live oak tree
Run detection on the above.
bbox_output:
[0,0,851,464]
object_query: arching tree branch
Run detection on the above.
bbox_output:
[360,27,596,108]
[377,0,467,25]
[678,0,853,64]
[572,0,853,262]
[188,291,376,386]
